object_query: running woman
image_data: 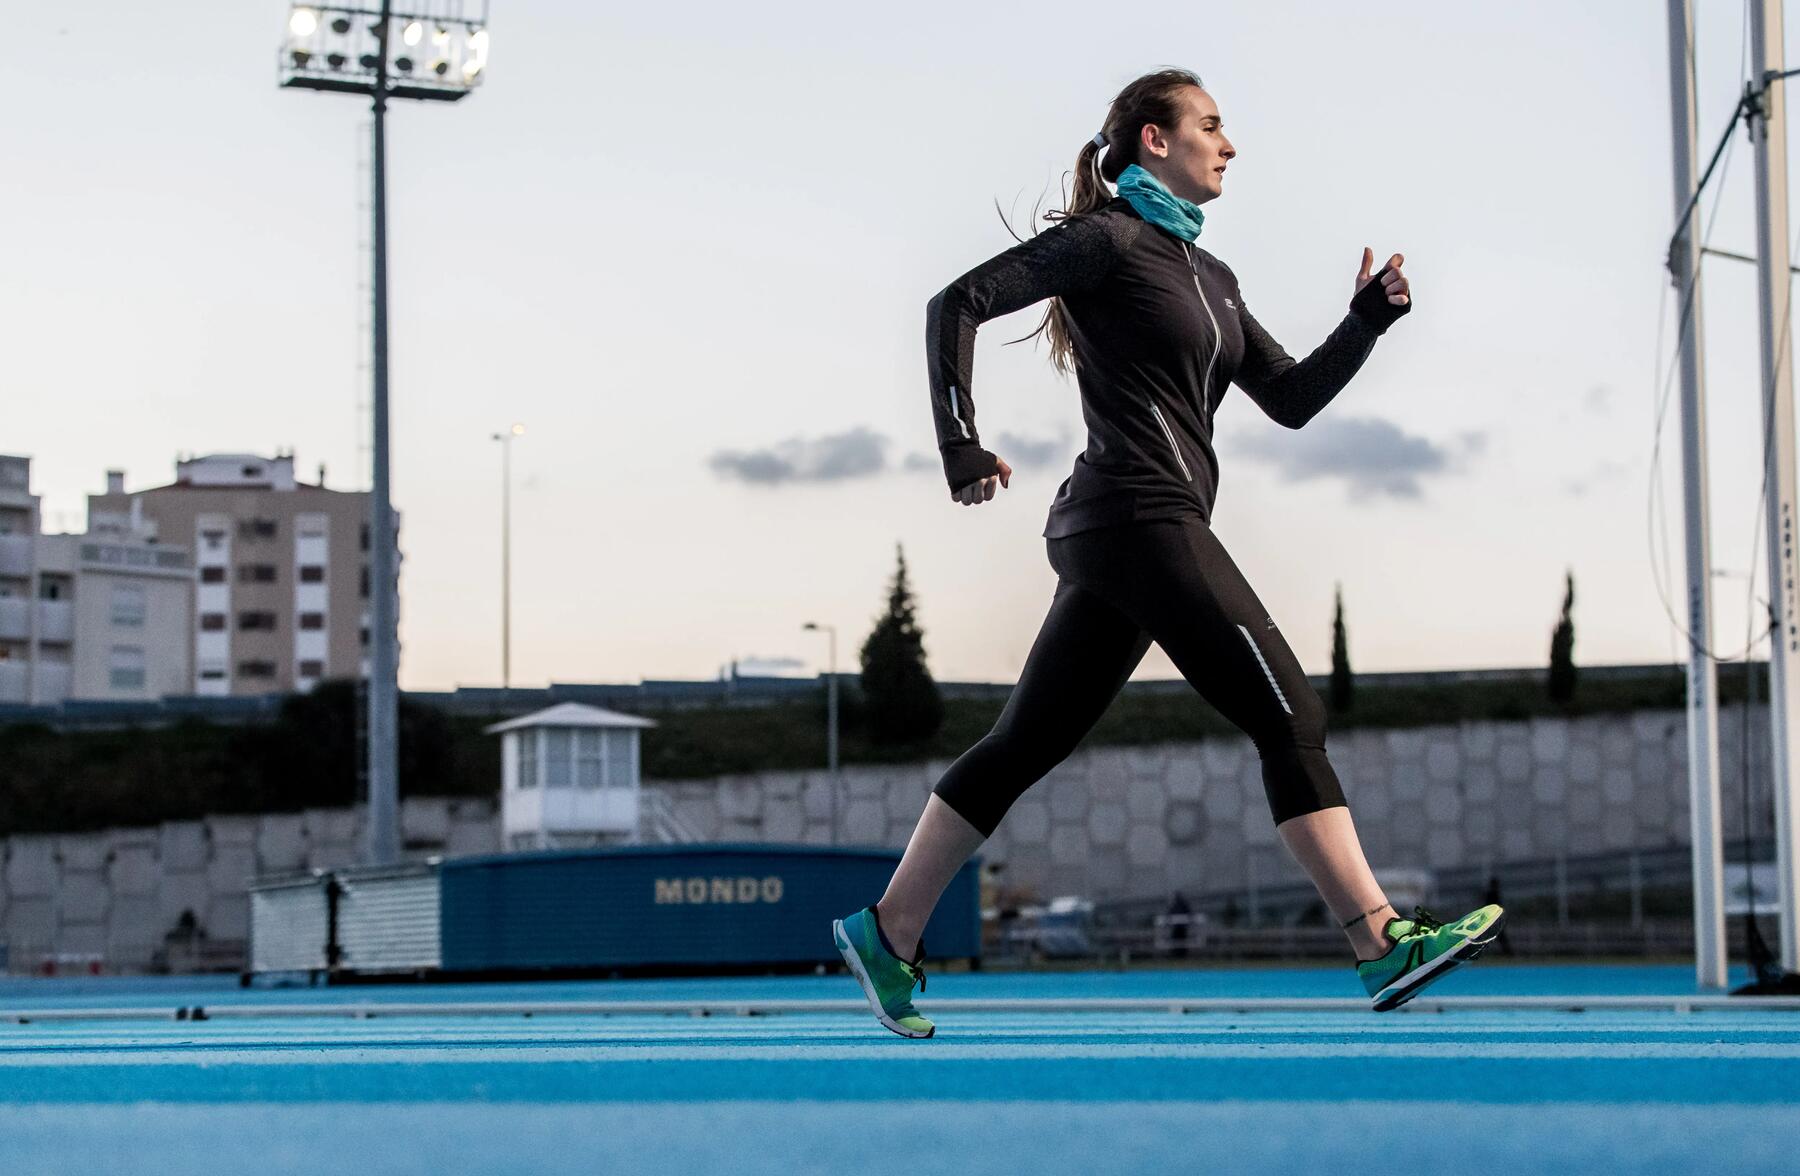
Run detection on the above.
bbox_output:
[833,69,1504,1037]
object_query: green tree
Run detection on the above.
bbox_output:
[1549,569,1577,703]
[1329,582,1354,714]
[859,542,943,744]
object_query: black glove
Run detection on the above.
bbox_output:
[1348,265,1413,334]
[940,443,1000,495]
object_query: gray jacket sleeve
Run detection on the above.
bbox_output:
[925,213,1132,492]
[1233,268,1411,430]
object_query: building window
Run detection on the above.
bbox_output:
[299,565,325,583]
[576,729,606,789]
[237,660,277,679]
[359,626,369,647]
[38,579,66,601]
[237,564,277,584]
[518,731,538,790]
[200,566,226,584]
[201,529,226,550]
[298,612,325,631]
[359,565,370,599]
[607,729,632,787]
[109,646,146,690]
[198,668,227,681]
[200,613,227,632]
[238,518,278,541]
[238,611,278,632]
[298,658,324,678]
[544,730,573,788]
[359,522,370,551]
[111,584,146,627]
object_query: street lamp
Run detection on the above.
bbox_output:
[279,2,492,867]
[491,423,525,693]
[802,620,840,845]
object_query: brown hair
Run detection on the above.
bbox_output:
[1010,68,1205,374]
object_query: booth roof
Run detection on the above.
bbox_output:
[482,701,659,734]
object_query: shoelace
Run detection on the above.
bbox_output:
[901,946,928,993]
[1404,906,1446,936]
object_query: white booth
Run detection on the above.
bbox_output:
[485,702,658,850]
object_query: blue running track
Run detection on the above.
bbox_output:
[0,964,1795,1175]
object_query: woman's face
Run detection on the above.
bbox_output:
[1141,87,1235,205]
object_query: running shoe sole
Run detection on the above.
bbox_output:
[1371,910,1507,1012]
[832,917,935,1039]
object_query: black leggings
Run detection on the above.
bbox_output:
[933,515,1346,837]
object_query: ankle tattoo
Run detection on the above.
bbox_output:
[1340,903,1392,931]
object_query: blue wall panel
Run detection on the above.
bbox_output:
[439,844,980,972]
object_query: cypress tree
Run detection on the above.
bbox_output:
[1549,569,1577,703]
[1329,582,1354,714]
[859,542,944,744]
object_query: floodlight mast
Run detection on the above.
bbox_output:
[279,3,489,866]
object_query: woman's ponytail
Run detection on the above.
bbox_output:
[1010,69,1204,375]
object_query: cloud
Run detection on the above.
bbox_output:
[989,429,1073,469]
[1565,456,1630,499]
[1234,415,1474,501]
[713,425,1074,487]
[904,428,1072,475]
[708,426,890,486]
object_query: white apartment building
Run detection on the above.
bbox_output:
[88,452,399,697]
[0,454,193,705]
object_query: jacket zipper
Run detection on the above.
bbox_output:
[1182,242,1223,405]
[1148,402,1193,482]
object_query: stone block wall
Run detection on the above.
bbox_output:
[0,704,1777,971]
[646,705,1772,905]
[0,798,498,973]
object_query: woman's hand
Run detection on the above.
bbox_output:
[1355,246,1410,306]
[954,456,1012,505]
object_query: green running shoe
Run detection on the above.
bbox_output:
[833,906,935,1039]
[1357,903,1506,1011]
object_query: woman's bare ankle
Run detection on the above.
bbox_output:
[872,900,922,962]
[1347,903,1398,962]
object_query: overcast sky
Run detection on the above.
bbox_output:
[4,1,1795,690]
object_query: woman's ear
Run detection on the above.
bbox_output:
[1139,121,1169,160]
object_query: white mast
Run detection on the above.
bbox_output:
[1665,0,1727,989]
[1748,0,1800,973]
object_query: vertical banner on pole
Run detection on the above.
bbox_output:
[1665,0,1727,989]
[1750,0,1800,973]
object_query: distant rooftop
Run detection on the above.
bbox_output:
[0,662,1695,732]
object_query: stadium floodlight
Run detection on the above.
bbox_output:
[278,2,491,868]
[280,2,489,103]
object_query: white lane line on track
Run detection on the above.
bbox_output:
[6,1022,1795,1050]
[9,994,1800,1025]
[1,1042,1797,1066]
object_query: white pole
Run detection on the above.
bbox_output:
[1750,0,1800,973]
[1666,0,1728,988]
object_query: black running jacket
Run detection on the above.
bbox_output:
[924,195,1410,537]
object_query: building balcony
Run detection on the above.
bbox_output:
[37,599,73,644]
[0,534,30,578]
[0,597,26,641]
[0,660,24,703]
[34,660,71,704]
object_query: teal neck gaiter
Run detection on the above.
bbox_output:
[1115,164,1206,242]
